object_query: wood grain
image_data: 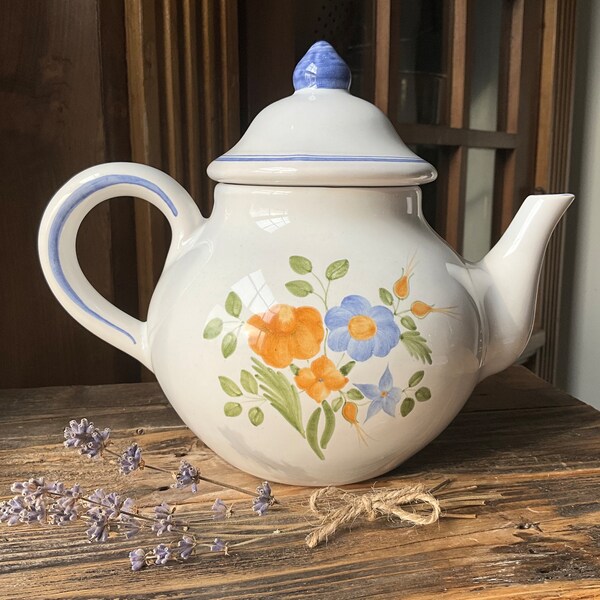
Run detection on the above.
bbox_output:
[1,367,599,598]
[0,0,139,387]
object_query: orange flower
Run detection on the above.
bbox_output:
[245,304,324,368]
[295,355,348,403]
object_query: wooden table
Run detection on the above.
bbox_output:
[1,366,599,599]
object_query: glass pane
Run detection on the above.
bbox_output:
[393,1,447,125]
[463,148,496,261]
[468,0,503,131]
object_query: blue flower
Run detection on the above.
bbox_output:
[355,366,402,421]
[324,295,400,361]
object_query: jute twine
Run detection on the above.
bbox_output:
[305,484,441,548]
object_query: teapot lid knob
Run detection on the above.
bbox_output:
[293,41,351,91]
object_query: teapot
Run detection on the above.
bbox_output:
[38,42,573,485]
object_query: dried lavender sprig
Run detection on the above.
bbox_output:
[94,434,277,510]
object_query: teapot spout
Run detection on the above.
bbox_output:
[475,193,573,380]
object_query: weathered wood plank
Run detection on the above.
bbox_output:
[0,367,599,599]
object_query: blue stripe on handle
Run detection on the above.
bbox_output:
[215,154,426,163]
[48,174,178,345]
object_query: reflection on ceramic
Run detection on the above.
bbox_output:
[38,42,573,485]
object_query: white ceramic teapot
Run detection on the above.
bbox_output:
[39,42,573,485]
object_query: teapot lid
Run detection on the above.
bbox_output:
[207,41,436,187]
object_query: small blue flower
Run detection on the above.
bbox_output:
[355,366,402,421]
[325,296,400,361]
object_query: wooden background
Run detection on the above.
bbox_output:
[0,0,576,389]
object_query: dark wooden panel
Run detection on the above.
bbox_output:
[0,0,140,388]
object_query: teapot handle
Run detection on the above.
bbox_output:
[38,163,204,372]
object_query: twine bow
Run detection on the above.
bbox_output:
[305,484,441,548]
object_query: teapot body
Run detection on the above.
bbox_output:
[148,183,484,485]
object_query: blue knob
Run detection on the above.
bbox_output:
[293,41,351,91]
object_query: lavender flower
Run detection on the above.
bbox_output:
[86,512,110,542]
[177,535,195,560]
[49,496,79,526]
[154,543,172,566]
[11,477,47,498]
[210,538,229,555]
[64,418,111,458]
[129,548,147,571]
[118,516,142,539]
[47,482,83,498]
[172,461,201,493]
[211,498,234,521]
[119,443,144,475]
[152,502,175,536]
[252,481,274,516]
[88,489,128,519]
[0,496,32,525]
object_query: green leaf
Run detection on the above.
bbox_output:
[339,361,356,376]
[320,400,336,449]
[325,259,349,281]
[251,358,305,437]
[203,317,223,339]
[248,406,265,426]
[379,288,394,306]
[225,291,242,318]
[306,407,325,460]
[221,332,237,358]
[401,331,432,364]
[218,376,242,397]
[285,280,313,297]
[408,370,425,388]
[289,255,313,275]
[240,370,258,395]
[416,387,432,402]
[347,388,364,400]
[332,396,344,412]
[401,316,418,331]
[224,402,242,417]
[290,364,300,376]
[401,397,415,417]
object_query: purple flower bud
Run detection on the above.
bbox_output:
[211,498,234,521]
[252,481,274,516]
[119,443,144,475]
[153,543,171,566]
[11,478,47,498]
[210,538,229,555]
[152,502,175,536]
[49,496,79,526]
[177,535,195,560]
[172,461,201,493]
[129,548,147,571]
[64,418,111,458]
[86,513,110,542]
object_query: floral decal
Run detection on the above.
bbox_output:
[203,254,456,460]
[246,304,324,368]
[325,295,400,361]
